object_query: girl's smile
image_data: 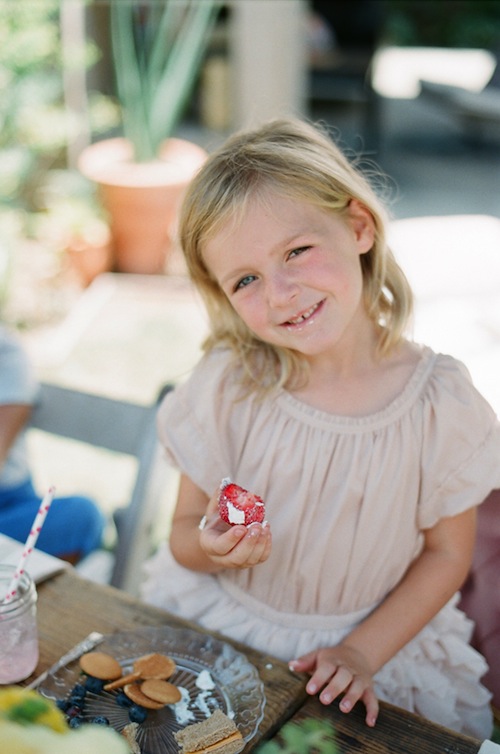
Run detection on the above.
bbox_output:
[282,299,325,329]
[203,192,375,366]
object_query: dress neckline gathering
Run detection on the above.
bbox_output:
[276,344,437,432]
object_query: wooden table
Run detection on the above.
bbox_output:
[28,570,484,754]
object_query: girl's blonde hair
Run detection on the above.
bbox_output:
[179,118,413,392]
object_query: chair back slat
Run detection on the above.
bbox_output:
[29,381,173,594]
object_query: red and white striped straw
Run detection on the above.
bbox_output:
[2,486,55,604]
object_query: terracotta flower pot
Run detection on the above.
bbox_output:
[78,137,207,274]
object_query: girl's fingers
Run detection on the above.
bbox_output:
[336,674,368,711]
[305,662,339,697]
[317,665,353,704]
[244,523,271,561]
[289,651,316,673]
[231,523,271,565]
[362,688,379,727]
[203,521,271,567]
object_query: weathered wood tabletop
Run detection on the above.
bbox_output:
[29,570,483,754]
[284,695,482,754]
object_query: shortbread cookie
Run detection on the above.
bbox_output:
[123,683,165,710]
[140,679,181,704]
[79,651,123,681]
[104,652,176,690]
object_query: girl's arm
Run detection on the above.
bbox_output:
[169,474,271,573]
[290,506,477,725]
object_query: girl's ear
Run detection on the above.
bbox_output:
[346,199,376,254]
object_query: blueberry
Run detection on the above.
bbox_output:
[128,705,148,723]
[69,692,86,706]
[116,690,133,708]
[56,698,70,712]
[66,705,84,718]
[91,715,110,726]
[68,716,84,728]
[85,676,105,693]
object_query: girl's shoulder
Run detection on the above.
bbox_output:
[417,346,500,526]
[384,344,496,429]
[179,347,239,392]
[425,347,495,417]
[158,347,243,417]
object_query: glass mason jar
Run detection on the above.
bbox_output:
[0,565,39,684]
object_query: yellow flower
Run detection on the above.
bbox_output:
[0,687,130,753]
[0,687,67,733]
[0,719,130,754]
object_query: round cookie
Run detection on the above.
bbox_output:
[104,652,177,691]
[79,651,122,680]
[124,683,165,710]
[140,679,182,704]
[134,653,176,679]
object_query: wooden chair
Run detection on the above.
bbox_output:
[28,381,173,594]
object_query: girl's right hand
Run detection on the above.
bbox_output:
[289,643,378,727]
[199,489,272,569]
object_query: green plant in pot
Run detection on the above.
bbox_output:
[78,0,222,275]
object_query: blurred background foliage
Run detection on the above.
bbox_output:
[1,0,500,325]
[0,0,116,213]
[2,0,500,222]
[0,0,116,323]
[384,0,500,50]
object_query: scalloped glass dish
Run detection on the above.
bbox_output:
[39,626,266,754]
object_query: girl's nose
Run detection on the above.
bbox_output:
[265,271,299,308]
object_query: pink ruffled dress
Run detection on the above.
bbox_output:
[142,345,500,738]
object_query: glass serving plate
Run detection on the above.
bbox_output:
[39,625,266,754]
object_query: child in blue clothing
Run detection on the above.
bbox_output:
[0,325,105,563]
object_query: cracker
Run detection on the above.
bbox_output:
[124,682,165,709]
[140,679,181,704]
[79,651,122,680]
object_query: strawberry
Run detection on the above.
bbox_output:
[218,478,266,526]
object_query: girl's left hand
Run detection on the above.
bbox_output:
[289,644,379,727]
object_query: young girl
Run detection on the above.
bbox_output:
[142,118,500,738]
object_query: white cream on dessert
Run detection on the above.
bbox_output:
[226,501,246,525]
[174,687,196,725]
[174,670,218,725]
[195,670,217,716]
[196,670,215,690]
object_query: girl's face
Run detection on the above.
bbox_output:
[203,193,375,363]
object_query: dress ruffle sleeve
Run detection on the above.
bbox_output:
[417,354,500,529]
[156,350,237,496]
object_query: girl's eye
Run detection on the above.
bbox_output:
[234,274,256,291]
[288,245,310,259]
